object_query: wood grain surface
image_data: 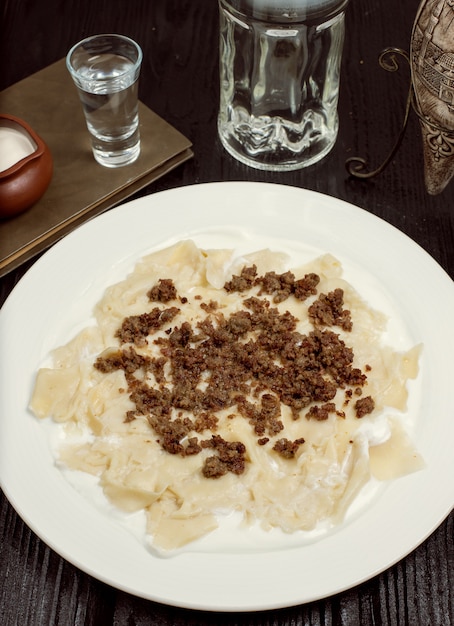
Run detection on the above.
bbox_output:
[1,0,453,624]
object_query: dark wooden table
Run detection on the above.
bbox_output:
[1,1,453,624]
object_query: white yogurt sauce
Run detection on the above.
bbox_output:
[0,125,37,172]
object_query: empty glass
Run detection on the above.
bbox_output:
[218,0,349,171]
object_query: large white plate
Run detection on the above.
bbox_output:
[1,182,453,612]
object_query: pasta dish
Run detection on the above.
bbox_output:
[30,241,423,551]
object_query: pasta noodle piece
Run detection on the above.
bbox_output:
[369,418,425,480]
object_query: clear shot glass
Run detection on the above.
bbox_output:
[66,34,143,168]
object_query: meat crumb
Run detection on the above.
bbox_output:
[306,402,336,421]
[308,289,352,331]
[147,279,178,303]
[272,437,305,459]
[355,396,375,418]
[226,265,320,305]
[224,265,258,292]
[201,435,246,478]
[115,307,180,346]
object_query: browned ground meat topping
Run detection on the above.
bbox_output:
[308,288,353,331]
[354,396,375,418]
[94,264,374,478]
[272,437,306,459]
[236,394,284,436]
[94,346,151,374]
[200,300,219,313]
[224,265,258,292]
[306,402,337,421]
[201,435,246,478]
[256,270,296,303]
[294,273,321,301]
[147,278,178,303]
[115,306,180,346]
[226,266,320,304]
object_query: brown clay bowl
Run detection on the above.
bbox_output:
[0,113,53,219]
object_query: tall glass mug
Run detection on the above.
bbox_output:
[218,0,349,171]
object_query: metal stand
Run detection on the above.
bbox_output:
[345,47,413,179]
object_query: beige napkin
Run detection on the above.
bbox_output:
[0,58,193,276]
